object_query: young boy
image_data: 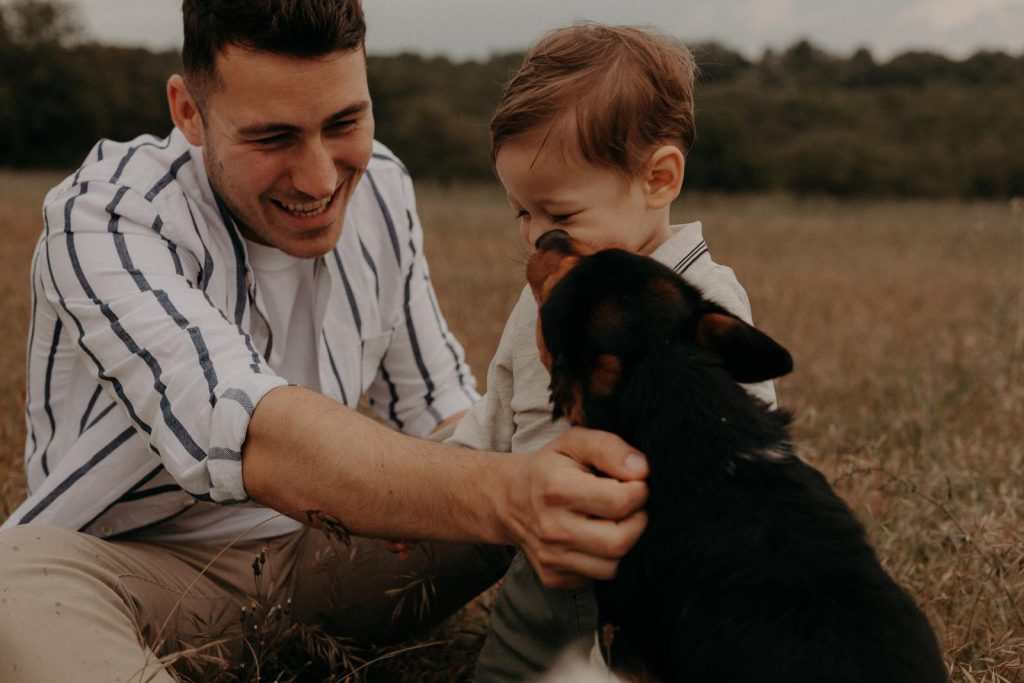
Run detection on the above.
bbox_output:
[446,24,777,681]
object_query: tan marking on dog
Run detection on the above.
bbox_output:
[536,318,553,372]
[527,252,581,304]
[526,236,599,303]
[565,381,588,426]
[589,354,622,397]
[696,312,738,348]
[648,276,683,306]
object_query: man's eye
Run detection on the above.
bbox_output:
[552,214,573,223]
[514,210,530,220]
[251,135,288,146]
[327,120,356,132]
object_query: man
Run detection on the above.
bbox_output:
[0,2,648,681]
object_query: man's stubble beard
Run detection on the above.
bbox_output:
[203,136,280,248]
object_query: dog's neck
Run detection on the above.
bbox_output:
[588,345,791,487]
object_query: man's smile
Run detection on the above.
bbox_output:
[267,179,348,224]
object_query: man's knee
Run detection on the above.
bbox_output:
[0,524,125,616]
[0,525,176,682]
[0,523,109,582]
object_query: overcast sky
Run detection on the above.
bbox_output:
[66,0,1024,60]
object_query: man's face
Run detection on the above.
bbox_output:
[198,46,374,258]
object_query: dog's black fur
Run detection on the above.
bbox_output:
[529,232,946,682]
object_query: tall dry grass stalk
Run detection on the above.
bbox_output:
[1,172,1021,680]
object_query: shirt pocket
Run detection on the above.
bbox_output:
[360,329,394,392]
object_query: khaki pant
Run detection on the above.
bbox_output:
[0,523,511,682]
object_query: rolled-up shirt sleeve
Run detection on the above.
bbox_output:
[40,179,286,503]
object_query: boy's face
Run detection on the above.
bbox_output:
[495,132,670,255]
[185,46,375,259]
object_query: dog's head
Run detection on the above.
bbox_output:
[526,229,793,428]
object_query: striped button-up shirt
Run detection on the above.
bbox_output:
[3,129,478,541]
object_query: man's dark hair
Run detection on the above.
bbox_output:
[182,0,366,101]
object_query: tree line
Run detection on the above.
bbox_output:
[2,0,1022,198]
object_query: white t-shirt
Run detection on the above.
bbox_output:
[244,239,321,391]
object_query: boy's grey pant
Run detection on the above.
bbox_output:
[475,550,599,682]
[0,524,510,682]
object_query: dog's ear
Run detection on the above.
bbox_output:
[695,309,793,383]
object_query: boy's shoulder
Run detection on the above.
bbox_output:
[655,221,753,322]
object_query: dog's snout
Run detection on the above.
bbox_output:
[534,229,572,252]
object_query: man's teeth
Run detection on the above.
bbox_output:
[277,197,331,217]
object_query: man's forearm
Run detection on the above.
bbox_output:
[243,384,650,588]
[242,385,513,543]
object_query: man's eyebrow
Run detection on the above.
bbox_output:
[236,101,371,138]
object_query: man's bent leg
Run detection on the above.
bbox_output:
[291,529,513,644]
[0,524,178,682]
[0,524,304,682]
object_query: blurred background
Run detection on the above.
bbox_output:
[1,0,1022,197]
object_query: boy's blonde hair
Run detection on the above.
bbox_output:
[490,23,697,176]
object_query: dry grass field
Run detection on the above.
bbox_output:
[1,170,1022,681]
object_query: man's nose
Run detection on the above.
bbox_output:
[291,138,338,199]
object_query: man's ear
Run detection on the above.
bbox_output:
[695,309,793,383]
[643,145,685,210]
[167,75,205,147]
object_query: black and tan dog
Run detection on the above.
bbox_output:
[526,230,946,683]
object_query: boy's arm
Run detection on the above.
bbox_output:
[242,384,649,588]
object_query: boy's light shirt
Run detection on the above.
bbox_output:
[448,221,776,456]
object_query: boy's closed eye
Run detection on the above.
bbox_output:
[514,209,579,224]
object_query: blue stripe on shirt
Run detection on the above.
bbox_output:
[323,331,349,405]
[332,247,363,334]
[401,233,441,421]
[78,464,166,531]
[25,250,42,455]
[422,273,476,404]
[379,362,404,430]
[84,401,117,432]
[145,151,192,201]
[365,171,402,265]
[182,195,213,291]
[19,426,138,525]
[211,194,249,326]
[96,187,209,460]
[358,236,381,300]
[39,317,63,476]
[372,152,410,176]
[78,384,103,436]
[47,185,155,441]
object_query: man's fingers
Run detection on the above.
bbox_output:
[530,549,621,589]
[554,427,648,482]
[561,510,648,561]
[561,475,648,520]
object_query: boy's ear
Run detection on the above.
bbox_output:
[167,75,205,147]
[695,309,793,383]
[643,145,685,210]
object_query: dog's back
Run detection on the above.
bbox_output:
[529,240,946,682]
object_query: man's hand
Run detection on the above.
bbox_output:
[500,427,649,589]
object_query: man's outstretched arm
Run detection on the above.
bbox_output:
[242,385,648,588]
